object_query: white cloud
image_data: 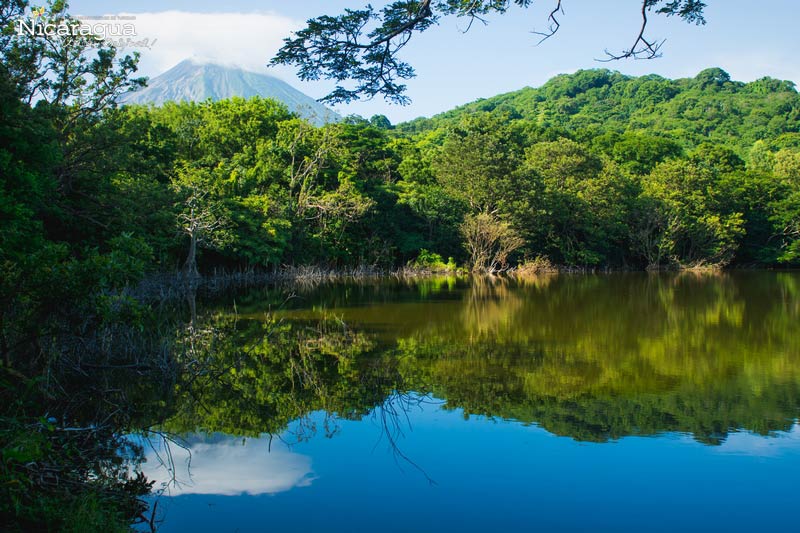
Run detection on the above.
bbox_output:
[107,11,303,79]
[142,434,317,496]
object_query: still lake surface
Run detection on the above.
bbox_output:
[144,272,800,532]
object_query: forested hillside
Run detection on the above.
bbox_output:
[388,68,800,269]
[398,68,800,154]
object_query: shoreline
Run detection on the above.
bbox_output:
[125,264,800,302]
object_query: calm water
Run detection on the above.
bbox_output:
[143,272,800,532]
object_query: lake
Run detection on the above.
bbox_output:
[141,272,800,532]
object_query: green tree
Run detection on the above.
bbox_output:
[593,131,683,175]
[690,142,745,174]
[520,139,633,266]
[641,159,745,267]
[434,113,520,214]
[172,168,230,276]
[773,149,800,182]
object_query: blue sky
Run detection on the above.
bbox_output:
[67,1,800,123]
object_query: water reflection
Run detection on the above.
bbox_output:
[144,272,800,532]
[257,272,800,444]
[714,423,800,457]
[143,434,315,496]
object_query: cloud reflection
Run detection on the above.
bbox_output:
[143,434,316,496]
[713,423,800,457]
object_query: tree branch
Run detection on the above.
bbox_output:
[271,0,706,104]
[600,0,663,61]
[600,0,706,61]
[531,0,563,44]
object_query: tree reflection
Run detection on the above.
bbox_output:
[147,272,800,502]
[165,305,404,438]
[392,273,800,444]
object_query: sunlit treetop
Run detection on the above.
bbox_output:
[270,0,707,105]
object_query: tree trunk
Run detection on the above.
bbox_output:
[183,231,199,278]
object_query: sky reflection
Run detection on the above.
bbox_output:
[142,433,316,496]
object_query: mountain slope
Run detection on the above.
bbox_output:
[397,68,800,154]
[120,59,339,125]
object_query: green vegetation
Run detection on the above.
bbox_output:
[160,273,800,446]
[397,68,800,269]
[6,64,800,279]
[162,312,402,438]
[388,273,800,444]
[2,1,800,529]
[407,249,457,272]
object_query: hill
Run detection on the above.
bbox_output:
[397,68,800,154]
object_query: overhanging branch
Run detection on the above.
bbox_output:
[270,0,706,105]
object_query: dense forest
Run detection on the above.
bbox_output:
[5,67,800,287]
[2,0,800,528]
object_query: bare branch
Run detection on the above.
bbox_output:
[600,0,666,61]
[531,0,564,44]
